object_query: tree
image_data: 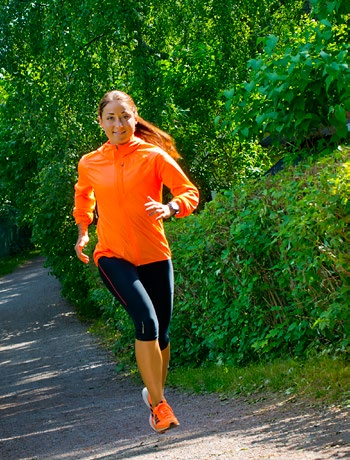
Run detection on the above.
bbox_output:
[217,0,349,149]
[0,0,305,312]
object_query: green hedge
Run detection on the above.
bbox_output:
[166,146,349,365]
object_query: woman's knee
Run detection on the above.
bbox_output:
[135,317,159,342]
[158,334,170,351]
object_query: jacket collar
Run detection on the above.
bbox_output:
[98,135,142,158]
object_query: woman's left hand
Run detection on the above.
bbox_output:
[145,196,173,220]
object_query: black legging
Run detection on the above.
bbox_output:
[98,257,174,350]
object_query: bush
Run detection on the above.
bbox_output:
[167,146,350,366]
[218,0,349,148]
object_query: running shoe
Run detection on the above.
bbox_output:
[150,401,180,434]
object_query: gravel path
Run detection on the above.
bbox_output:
[0,257,349,460]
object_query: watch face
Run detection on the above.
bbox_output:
[168,202,179,214]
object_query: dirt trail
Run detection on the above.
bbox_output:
[0,257,349,460]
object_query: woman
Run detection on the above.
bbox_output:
[73,90,199,433]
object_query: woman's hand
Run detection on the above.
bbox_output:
[75,224,90,264]
[145,196,174,220]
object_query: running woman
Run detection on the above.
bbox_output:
[73,90,199,433]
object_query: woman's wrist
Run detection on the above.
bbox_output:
[167,201,180,216]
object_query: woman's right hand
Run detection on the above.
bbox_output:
[75,224,90,264]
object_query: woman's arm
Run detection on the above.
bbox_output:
[73,159,96,263]
[74,222,90,263]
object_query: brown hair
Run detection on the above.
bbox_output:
[98,90,181,159]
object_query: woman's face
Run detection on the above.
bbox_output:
[99,100,138,145]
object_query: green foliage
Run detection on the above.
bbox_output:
[218,0,350,147]
[1,0,348,367]
[166,146,350,365]
[142,0,304,192]
[0,0,305,321]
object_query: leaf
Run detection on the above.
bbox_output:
[325,75,333,93]
[334,105,346,124]
[214,115,221,126]
[225,99,232,110]
[265,111,278,120]
[243,81,255,93]
[320,50,330,60]
[241,127,249,137]
[320,19,332,27]
[285,90,295,103]
[264,35,279,56]
[291,54,301,64]
[266,72,282,82]
[256,114,266,126]
[248,58,263,71]
[223,88,235,99]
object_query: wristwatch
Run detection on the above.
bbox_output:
[167,201,180,216]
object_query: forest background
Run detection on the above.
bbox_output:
[0,0,349,375]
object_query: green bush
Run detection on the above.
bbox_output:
[167,146,350,366]
[218,0,349,147]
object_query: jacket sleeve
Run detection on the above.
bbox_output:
[73,158,96,226]
[157,151,199,218]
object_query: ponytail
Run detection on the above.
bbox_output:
[135,117,181,160]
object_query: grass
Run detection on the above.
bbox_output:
[167,356,350,408]
[0,249,41,277]
[88,318,350,408]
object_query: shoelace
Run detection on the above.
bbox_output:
[154,402,173,418]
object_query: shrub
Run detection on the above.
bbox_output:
[167,146,350,366]
[218,0,349,148]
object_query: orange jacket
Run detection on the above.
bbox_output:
[73,136,199,266]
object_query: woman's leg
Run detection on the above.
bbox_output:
[161,343,170,388]
[98,257,165,405]
[135,339,163,406]
[138,260,174,391]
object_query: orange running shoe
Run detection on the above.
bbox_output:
[150,401,180,434]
